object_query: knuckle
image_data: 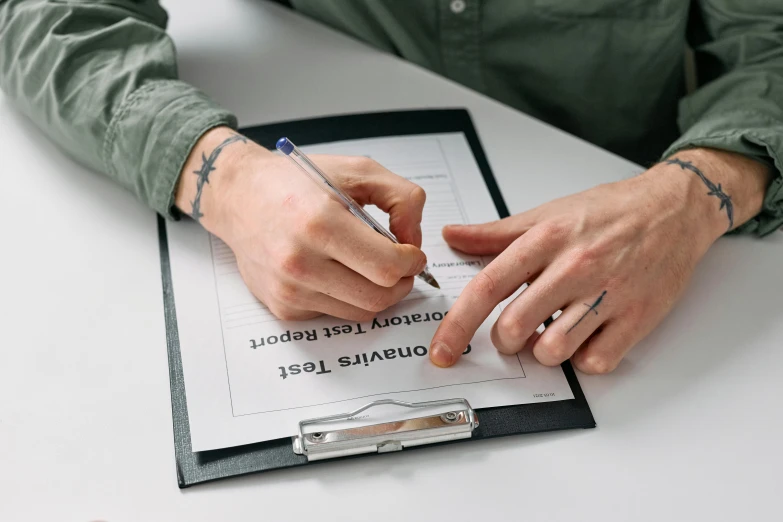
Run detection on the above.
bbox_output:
[577,355,617,375]
[269,305,300,322]
[470,270,498,300]
[270,281,300,305]
[560,260,583,280]
[571,246,598,267]
[535,332,572,363]
[536,220,567,243]
[562,245,606,280]
[409,185,427,207]
[497,314,527,344]
[301,199,333,240]
[346,155,376,172]
[278,250,307,279]
[301,216,326,241]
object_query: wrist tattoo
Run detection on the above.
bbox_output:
[567,290,606,334]
[190,134,248,223]
[665,157,734,231]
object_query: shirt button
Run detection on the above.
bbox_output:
[450,0,466,14]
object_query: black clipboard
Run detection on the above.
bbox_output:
[158,109,595,488]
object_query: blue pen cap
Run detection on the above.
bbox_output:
[276,137,294,155]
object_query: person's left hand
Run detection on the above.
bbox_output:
[428,148,771,373]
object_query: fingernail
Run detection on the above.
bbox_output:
[416,256,427,274]
[431,342,454,367]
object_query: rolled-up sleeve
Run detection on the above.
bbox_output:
[662,0,783,236]
[0,0,237,218]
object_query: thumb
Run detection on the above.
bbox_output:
[443,215,533,255]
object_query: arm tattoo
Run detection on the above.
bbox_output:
[190,134,248,223]
[665,157,734,231]
[567,290,606,334]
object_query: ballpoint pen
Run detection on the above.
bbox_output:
[276,137,441,289]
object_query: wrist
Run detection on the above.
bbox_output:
[656,149,729,246]
[175,126,268,233]
[657,147,773,243]
[631,151,724,259]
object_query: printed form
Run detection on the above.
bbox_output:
[167,133,573,452]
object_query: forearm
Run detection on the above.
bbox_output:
[0,0,236,217]
[666,0,783,236]
[0,0,170,173]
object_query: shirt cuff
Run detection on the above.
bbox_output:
[102,79,238,219]
[661,109,783,237]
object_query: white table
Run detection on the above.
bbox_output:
[1,2,781,520]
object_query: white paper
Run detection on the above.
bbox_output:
[167,133,574,452]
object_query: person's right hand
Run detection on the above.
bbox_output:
[174,126,428,321]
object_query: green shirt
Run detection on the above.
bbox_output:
[1,0,782,234]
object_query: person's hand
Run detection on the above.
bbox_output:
[429,148,773,373]
[175,127,427,321]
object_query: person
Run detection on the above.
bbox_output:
[1,1,781,374]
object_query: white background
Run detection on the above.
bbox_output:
[1,1,781,520]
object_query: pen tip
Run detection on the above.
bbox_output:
[419,271,441,290]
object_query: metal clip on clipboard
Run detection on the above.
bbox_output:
[292,398,479,461]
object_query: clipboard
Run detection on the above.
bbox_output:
[157,109,596,487]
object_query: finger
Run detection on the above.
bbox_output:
[294,258,415,313]
[321,207,427,286]
[337,157,426,248]
[295,291,382,322]
[442,212,539,255]
[493,326,541,353]
[264,272,407,322]
[491,269,575,356]
[429,229,553,367]
[571,320,637,374]
[263,297,322,322]
[236,258,319,321]
[529,296,608,367]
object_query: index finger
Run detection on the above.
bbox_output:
[323,205,427,287]
[429,232,550,367]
